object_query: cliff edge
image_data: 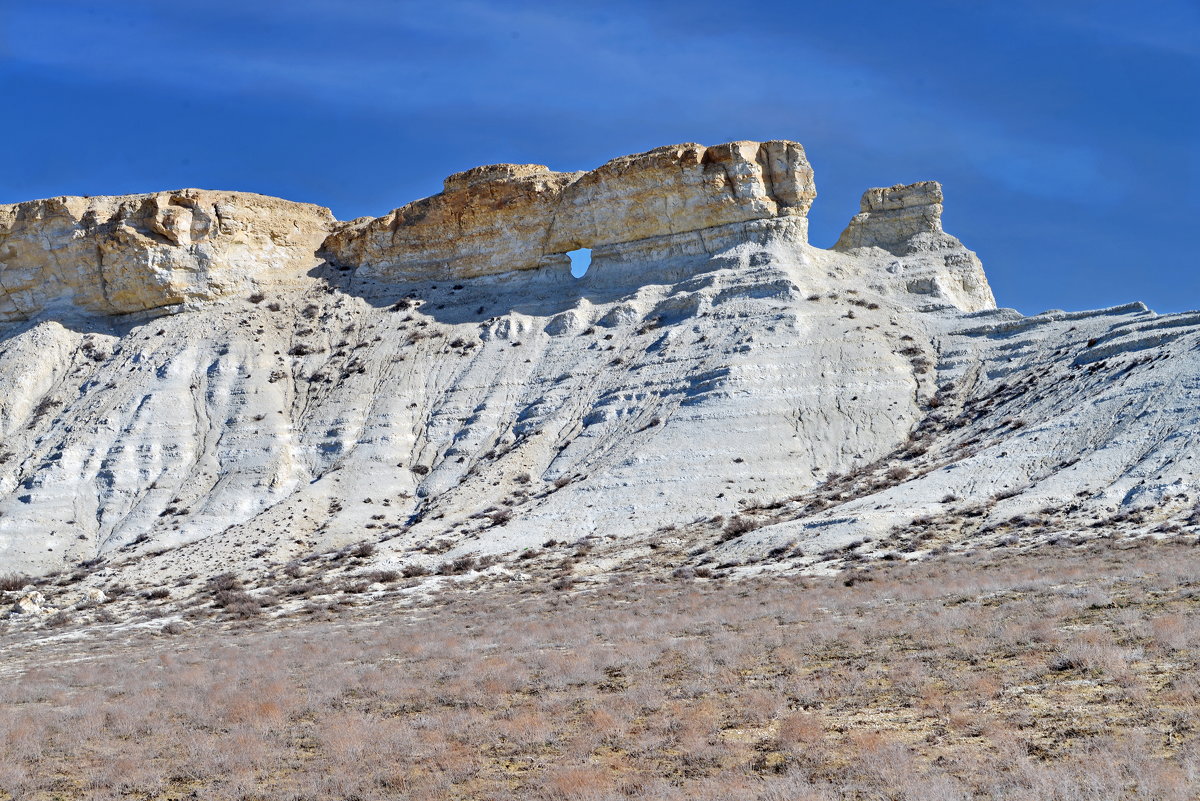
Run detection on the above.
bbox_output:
[323,140,816,281]
[0,190,333,321]
[0,141,995,320]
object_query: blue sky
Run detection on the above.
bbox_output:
[2,1,1197,314]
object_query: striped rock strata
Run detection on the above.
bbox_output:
[0,190,334,322]
[322,140,816,281]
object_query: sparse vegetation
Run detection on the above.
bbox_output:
[2,541,1199,800]
[0,574,29,592]
[719,514,761,540]
[348,541,375,559]
[438,554,478,574]
[212,588,262,618]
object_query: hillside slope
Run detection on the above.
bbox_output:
[0,140,1194,587]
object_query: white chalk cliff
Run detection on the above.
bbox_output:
[0,140,1195,581]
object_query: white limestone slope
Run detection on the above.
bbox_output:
[721,302,1200,567]
[0,142,1194,583]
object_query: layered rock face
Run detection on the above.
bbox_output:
[0,144,992,323]
[7,138,1194,588]
[834,182,995,312]
[0,190,334,321]
[323,140,816,280]
[834,180,947,253]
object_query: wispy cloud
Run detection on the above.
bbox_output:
[6,1,876,115]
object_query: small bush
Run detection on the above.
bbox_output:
[0,574,30,592]
[438,556,477,575]
[31,397,63,421]
[366,570,399,583]
[213,589,262,618]
[285,580,326,598]
[349,542,375,559]
[207,572,242,592]
[719,515,761,541]
[43,611,72,628]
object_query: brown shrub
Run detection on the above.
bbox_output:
[213,589,262,618]
[207,572,241,592]
[438,556,477,575]
[719,515,761,541]
[0,574,29,592]
[539,765,615,801]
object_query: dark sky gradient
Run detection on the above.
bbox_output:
[2,1,1197,314]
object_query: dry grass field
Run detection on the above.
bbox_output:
[2,537,1200,800]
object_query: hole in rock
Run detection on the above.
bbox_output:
[567,248,592,279]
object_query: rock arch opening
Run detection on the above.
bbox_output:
[566,248,592,279]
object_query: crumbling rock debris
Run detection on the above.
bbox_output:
[9,591,48,617]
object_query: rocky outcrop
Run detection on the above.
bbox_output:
[323,140,816,281]
[9,591,48,617]
[834,182,995,312]
[0,147,994,321]
[833,181,948,254]
[0,190,334,322]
